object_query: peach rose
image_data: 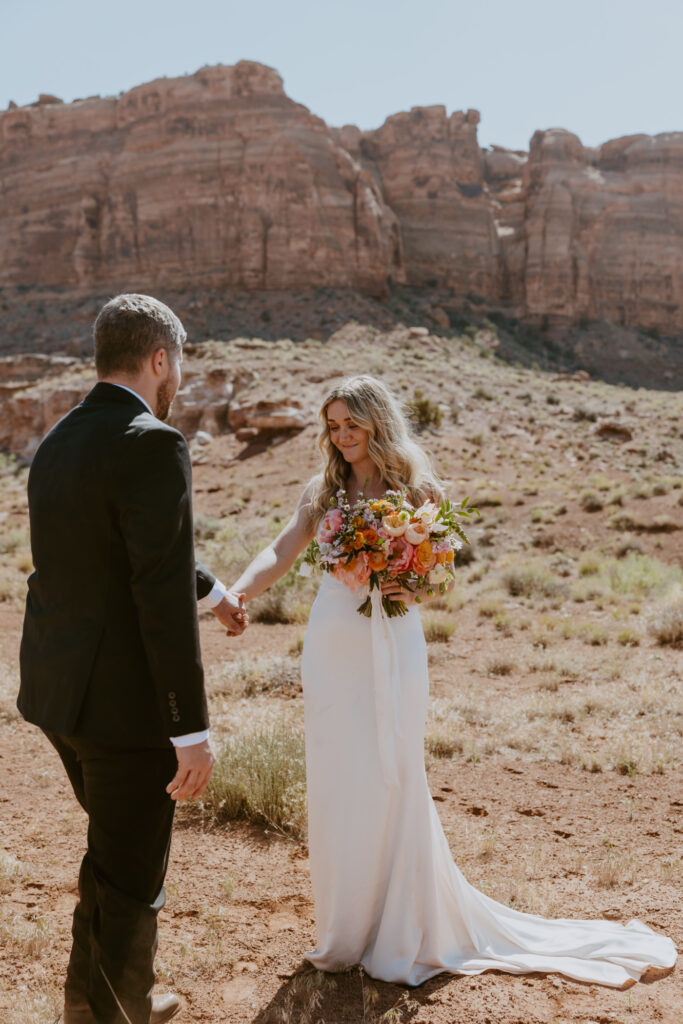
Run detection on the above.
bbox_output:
[405,521,430,546]
[388,536,415,574]
[413,539,437,576]
[381,511,411,537]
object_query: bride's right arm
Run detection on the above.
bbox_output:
[230,482,317,602]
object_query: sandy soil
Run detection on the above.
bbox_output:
[0,332,681,1023]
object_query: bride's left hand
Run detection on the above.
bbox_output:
[380,580,416,605]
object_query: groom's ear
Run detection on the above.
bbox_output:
[150,347,168,377]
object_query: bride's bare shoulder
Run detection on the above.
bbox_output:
[299,475,321,506]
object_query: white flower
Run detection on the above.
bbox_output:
[428,564,451,586]
[415,500,438,526]
[382,511,411,537]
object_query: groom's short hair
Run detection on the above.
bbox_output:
[94,294,186,377]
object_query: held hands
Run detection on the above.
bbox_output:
[212,590,249,636]
[167,738,215,802]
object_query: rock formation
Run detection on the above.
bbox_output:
[0,62,401,298]
[486,129,683,335]
[1,62,681,335]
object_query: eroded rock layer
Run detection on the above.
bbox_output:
[1,62,681,333]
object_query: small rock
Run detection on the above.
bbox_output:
[235,427,260,442]
[194,430,212,445]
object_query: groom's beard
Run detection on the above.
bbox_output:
[156,377,175,422]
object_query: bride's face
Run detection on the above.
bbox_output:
[326,399,370,464]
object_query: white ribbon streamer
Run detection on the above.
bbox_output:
[369,589,403,788]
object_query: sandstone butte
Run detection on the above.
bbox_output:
[1,60,681,336]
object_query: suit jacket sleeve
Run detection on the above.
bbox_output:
[196,560,216,600]
[117,426,209,737]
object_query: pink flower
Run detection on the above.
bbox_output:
[387,536,415,574]
[318,507,344,544]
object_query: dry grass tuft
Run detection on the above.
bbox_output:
[647,592,683,647]
[502,564,566,600]
[0,662,21,727]
[207,655,301,698]
[203,719,307,838]
[422,614,455,643]
[1,985,62,1024]
[0,850,26,894]
[0,912,52,958]
[593,847,639,888]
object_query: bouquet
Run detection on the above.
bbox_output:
[301,489,478,617]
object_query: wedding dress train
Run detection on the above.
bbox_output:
[300,574,677,988]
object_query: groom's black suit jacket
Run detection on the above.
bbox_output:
[18,382,214,747]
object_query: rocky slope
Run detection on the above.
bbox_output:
[1,61,681,339]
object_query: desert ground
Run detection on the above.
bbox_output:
[0,325,681,1023]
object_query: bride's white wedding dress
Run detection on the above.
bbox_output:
[300,573,677,988]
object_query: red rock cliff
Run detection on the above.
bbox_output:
[0,62,401,297]
[1,62,681,334]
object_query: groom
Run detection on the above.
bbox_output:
[18,294,245,1023]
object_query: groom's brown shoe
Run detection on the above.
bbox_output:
[64,993,180,1022]
[151,993,182,1022]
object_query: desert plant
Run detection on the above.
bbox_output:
[487,659,515,676]
[208,655,302,698]
[647,593,683,646]
[580,490,604,512]
[0,912,51,958]
[203,720,307,838]
[422,615,455,643]
[425,731,462,759]
[406,389,442,429]
[502,564,565,600]
[0,850,25,894]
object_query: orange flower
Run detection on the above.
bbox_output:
[361,527,379,546]
[370,499,393,514]
[352,533,366,550]
[367,549,389,572]
[413,539,437,576]
[353,515,365,529]
[437,548,455,565]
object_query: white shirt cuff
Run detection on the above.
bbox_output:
[199,579,228,609]
[170,729,210,747]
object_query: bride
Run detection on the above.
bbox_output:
[229,374,677,988]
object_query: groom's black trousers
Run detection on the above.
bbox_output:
[44,731,177,1024]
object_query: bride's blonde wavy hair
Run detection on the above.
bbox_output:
[309,375,442,526]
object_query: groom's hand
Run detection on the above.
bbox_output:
[166,738,215,802]
[212,590,249,636]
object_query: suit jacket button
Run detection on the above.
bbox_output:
[168,691,176,699]
[172,715,180,722]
